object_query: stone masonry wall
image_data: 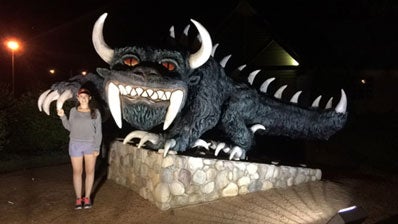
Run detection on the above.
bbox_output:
[107,140,322,210]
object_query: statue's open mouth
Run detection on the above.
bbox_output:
[106,81,184,130]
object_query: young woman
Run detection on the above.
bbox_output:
[57,88,102,209]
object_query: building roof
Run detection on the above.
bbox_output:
[211,0,300,69]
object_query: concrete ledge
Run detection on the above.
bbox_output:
[107,140,322,210]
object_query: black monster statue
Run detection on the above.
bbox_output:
[38,13,348,160]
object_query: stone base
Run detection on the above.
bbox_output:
[107,140,322,210]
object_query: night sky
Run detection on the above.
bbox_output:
[254,0,398,69]
[1,0,398,93]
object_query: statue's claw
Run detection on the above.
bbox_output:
[223,147,231,153]
[163,139,176,157]
[204,124,260,160]
[56,89,73,110]
[209,140,218,150]
[38,89,52,112]
[192,139,210,150]
[208,140,246,160]
[250,124,265,133]
[229,146,244,160]
[122,130,178,157]
[123,130,160,147]
[41,90,60,115]
[38,89,74,115]
[214,142,226,156]
[138,133,160,148]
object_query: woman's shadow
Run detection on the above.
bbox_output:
[91,117,122,203]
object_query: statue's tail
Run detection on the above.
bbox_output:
[253,86,348,140]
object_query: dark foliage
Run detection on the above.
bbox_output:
[0,83,14,151]
[2,89,70,155]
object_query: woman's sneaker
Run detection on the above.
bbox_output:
[83,197,92,209]
[75,198,83,210]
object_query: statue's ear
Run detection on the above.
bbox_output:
[96,68,111,78]
[188,75,201,85]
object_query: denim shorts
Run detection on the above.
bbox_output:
[69,140,95,157]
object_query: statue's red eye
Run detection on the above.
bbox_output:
[161,61,176,71]
[124,57,139,66]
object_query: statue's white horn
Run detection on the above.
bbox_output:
[92,13,114,64]
[188,19,213,69]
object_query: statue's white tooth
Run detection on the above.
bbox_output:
[131,89,137,96]
[118,85,127,95]
[142,90,148,97]
[108,82,122,128]
[125,86,132,94]
[151,92,158,100]
[165,91,171,100]
[157,90,166,100]
[163,90,184,130]
[136,87,143,95]
[147,89,153,96]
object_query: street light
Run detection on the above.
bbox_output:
[6,40,20,94]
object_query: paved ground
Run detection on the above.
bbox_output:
[0,163,397,224]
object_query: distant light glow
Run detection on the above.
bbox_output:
[338,205,357,213]
[49,69,55,75]
[360,79,366,84]
[81,71,87,76]
[6,40,20,51]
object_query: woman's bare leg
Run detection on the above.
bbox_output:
[70,156,84,198]
[83,153,97,198]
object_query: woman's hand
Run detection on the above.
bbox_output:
[93,150,100,157]
[57,109,65,117]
